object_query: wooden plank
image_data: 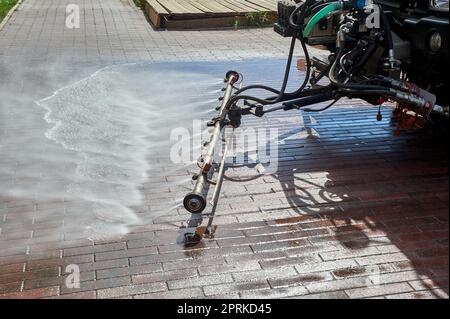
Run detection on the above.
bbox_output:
[224,0,267,12]
[217,0,251,13]
[246,0,278,11]
[146,0,169,14]
[184,0,215,13]
[164,15,248,29]
[158,0,202,15]
[144,0,169,28]
[233,0,268,12]
[163,12,277,29]
[173,0,207,14]
[192,0,235,14]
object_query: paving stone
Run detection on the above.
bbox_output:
[204,281,270,297]
[132,268,198,285]
[0,0,447,300]
[134,287,204,299]
[345,282,414,298]
[96,282,168,299]
[168,273,234,290]
[240,285,309,298]
[0,286,60,299]
[385,289,448,299]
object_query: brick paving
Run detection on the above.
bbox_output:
[0,0,297,63]
[0,0,448,299]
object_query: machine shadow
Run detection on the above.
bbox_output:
[177,103,448,297]
[264,106,448,297]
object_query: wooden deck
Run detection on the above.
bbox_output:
[143,0,280,29]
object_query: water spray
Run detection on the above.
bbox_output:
[183,70,239,217]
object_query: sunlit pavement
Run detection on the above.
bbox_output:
[0,1,448,299]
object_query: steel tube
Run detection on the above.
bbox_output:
[202,75,236,172]
[183,71,239,214]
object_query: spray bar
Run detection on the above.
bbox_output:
[183,71,239,214]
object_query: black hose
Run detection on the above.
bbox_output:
[378,2,394,52]
[344,89,394,97]
[328,32,392,92]
[233,30,297,98]
[266,1,315,99]
[240,0,318,99]
[234,85,281,95]
[232,35,297,101]
[328,44,346,84]
[289,4,306,30]
[303,98,340,112]
[339,53,350,77]
[283,29,312,97]
[223,0,320,110]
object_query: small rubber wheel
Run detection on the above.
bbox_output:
[183,192,206,214]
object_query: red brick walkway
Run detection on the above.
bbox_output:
[0,102,448,299]
[0,0,448,300]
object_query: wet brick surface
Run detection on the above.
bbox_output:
[0,0,448,299]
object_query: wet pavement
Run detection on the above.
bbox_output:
[0,0,448,299]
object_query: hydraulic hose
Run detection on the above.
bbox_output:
[303,2,342,38]
[378,3,393,53]
[234,0,394,107]
[329,39,390,92]
[233,35,297,98]
[223,0,332,111]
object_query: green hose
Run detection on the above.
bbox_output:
[303,2,342,38]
